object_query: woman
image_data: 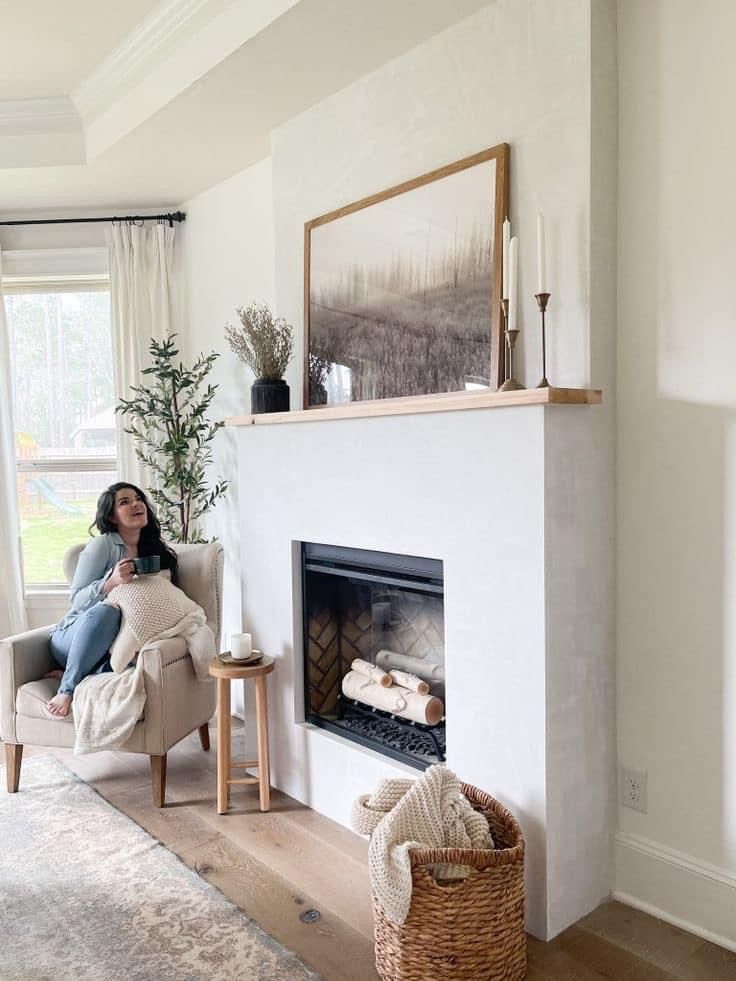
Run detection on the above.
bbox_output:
[45,482,178,718]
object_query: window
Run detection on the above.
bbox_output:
[4,280,117,589]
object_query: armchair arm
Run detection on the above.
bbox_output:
[0,626,56,742]
[138,637,215,755]
[139,636,190,702]
[141,637,190,674]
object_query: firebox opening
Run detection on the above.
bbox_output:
[302,542,445,770]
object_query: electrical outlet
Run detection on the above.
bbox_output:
[621,767,647,813]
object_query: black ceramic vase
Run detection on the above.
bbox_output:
[251,378,290,414]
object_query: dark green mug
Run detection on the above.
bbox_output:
[133,555,161,575]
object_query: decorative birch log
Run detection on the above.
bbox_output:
[375,649,445,684]
[342,671,444,726]
[388,669,429,695]
[351,658,392,688]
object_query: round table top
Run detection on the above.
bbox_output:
[208,654,275,680]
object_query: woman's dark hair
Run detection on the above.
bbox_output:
[91,482,179,585]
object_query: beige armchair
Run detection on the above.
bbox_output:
[1,541,223,807]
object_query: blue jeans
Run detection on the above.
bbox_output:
[49,604,122,695]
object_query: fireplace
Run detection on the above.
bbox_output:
[302,542,445,769]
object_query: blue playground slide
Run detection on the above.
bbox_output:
[28,477,83,515]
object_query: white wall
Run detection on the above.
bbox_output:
[547,0,617,939]
[178,158,275,705]
[261,0,615,941]
[170,0,616,940]
[616,0,736,947]
[271,0,597,397]
[175,0,614,714]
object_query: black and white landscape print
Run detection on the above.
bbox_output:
[307,157,498,406]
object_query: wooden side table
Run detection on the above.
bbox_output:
[208,655,275,814]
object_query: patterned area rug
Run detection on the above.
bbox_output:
[1,755,319,980]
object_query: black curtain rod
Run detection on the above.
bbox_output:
[0,211,186,228]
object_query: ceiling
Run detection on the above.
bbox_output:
[0,0,491,214]
[0,0,159,99]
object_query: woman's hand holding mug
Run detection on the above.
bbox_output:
[103,558,136,594]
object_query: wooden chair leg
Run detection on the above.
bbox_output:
[4,743,23,793]
[150,754,167,808]
[198,723,210,751]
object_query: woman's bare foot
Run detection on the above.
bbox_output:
[46,692,72,717]
[44,669,63,680]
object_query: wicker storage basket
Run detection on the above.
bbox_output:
[372,783,526,981]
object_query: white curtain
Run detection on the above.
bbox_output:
[0,248,28,638]
[107,222,176,491]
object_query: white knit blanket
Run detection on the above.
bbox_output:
[72,657,147,756]
[352,765,493,925]
[72,577,215,754]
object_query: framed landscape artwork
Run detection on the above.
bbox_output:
[303,143,509,408]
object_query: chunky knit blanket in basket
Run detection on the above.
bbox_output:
[71,576,214,754]
[352,765,494,925]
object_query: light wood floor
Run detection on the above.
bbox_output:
[15,727,736,980]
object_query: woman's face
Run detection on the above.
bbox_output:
[111,487,149,533]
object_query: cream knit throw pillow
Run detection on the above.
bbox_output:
[104,574,214,679]
[352,765,493,925]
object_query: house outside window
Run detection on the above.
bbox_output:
[4,278,117,590]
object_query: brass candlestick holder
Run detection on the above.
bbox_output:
[501,298,510,382]
[535,291,551,388]
[499,329,524,391]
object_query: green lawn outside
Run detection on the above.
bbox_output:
[21,504,97,585]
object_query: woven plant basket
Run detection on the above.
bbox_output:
[372,783,526,981]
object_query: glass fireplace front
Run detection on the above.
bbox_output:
[302,542,445,769]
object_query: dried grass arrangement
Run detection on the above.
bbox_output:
[225,303,294,381]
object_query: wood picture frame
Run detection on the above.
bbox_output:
[303,142,510,408]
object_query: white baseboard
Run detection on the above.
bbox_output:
[614,831,736,952]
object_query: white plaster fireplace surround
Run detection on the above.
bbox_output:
[224,0,616,942]
[234,400,614,941]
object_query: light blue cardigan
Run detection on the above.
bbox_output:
[55,532,128,632]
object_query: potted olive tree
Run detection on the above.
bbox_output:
[116,335,228,543]
[225,302,294,414]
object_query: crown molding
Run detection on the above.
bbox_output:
[73,0,300,159]
[0,98,85,167]
[72,0,222,122]
[0,97,81,135]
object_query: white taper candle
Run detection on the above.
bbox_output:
[508,236,519,332]
[502,218,511,300]
[537,213,547,293]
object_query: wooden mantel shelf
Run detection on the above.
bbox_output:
[226,387,601,427]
